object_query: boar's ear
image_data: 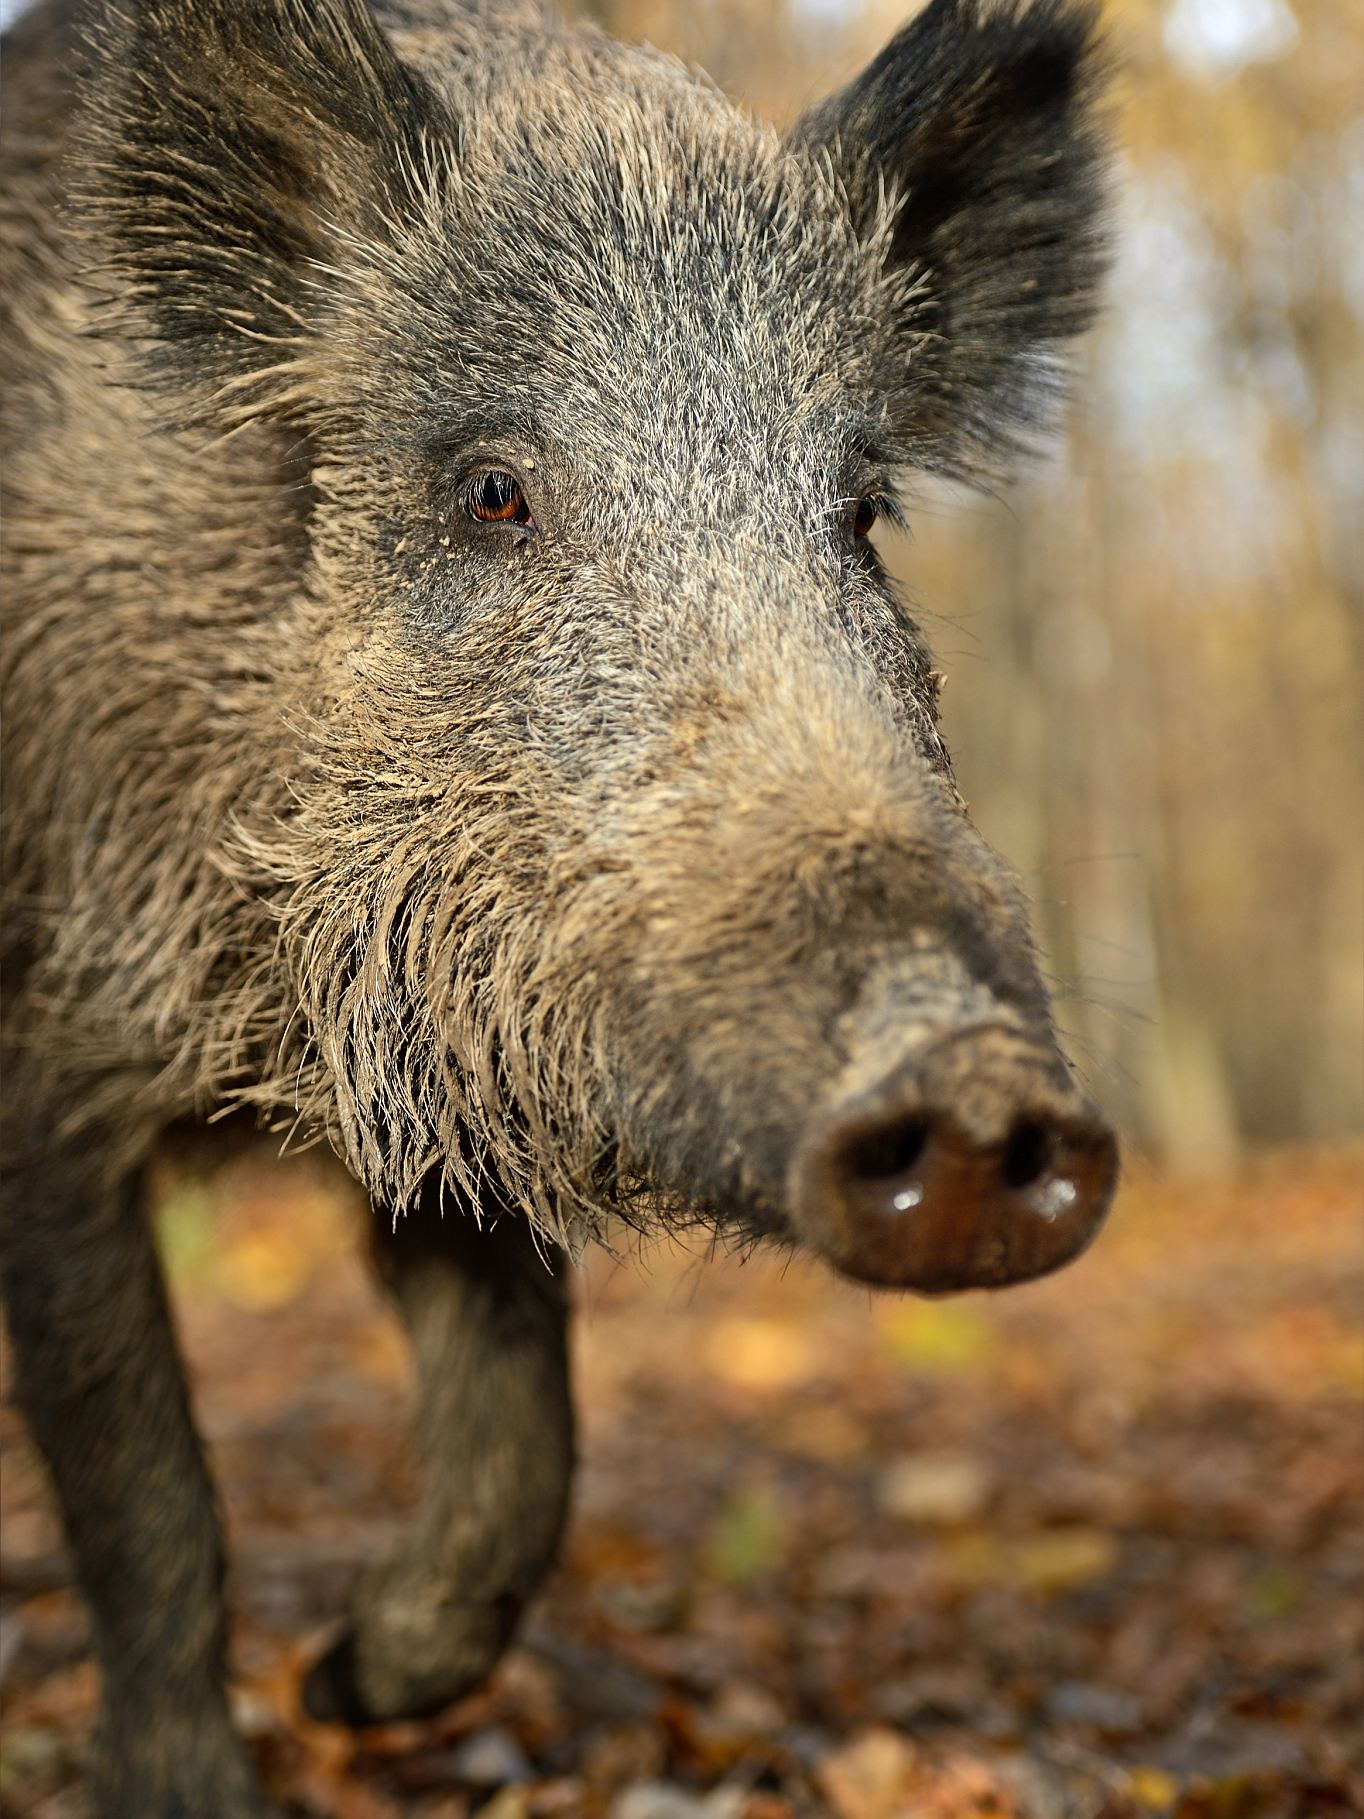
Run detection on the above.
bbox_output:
[791,0,1111,478]
[75,0,452,422]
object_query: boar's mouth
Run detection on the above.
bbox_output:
[787,1023,1118,1292]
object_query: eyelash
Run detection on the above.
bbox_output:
[463,469,534,528]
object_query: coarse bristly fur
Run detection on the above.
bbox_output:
[4,0,1109,1238]
[1,0,1113,1800]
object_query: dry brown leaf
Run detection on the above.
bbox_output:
[816,1728,918,1819]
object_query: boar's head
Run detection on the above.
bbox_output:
[78,0,1117,1289]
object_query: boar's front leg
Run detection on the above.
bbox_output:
[0,1140,263,1818]
[303,1178,574,1724]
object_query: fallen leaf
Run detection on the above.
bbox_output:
[741,1797,795,1819]
[613,1782,745,1819]
[1170,1772,1313,1819]
[707,1680,786,1736]
[704,1484,786,1586]
[704,1319,817,1391]
[480,1787,531,1819]
[913,1753,1021,1819]
[877,1453,993,1525]
[447,1725,534,1786]
[527,1779,586,1816]
[1012,1528,1119,1594]
[1127,1768,1180,1812]
[943,1526,1118,1594]
[581,1722,669,1799]
[154,1182,218,1286]
[875,1303,997,1376]
[217,1229,316,1311]
[816,1727,917,1819]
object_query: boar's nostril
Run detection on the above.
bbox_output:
[845,1117,928,1182]
[1001,1120,1052,1190]
[789,1026,1118,1293]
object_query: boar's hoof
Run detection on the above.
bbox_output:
[302,1593,518,1726]
[302,1626,480,1727]
[792,1025,1117,1291]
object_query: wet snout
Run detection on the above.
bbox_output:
[791,1025,1117,1291]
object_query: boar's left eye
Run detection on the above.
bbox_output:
[464,470,533,527]
[853,494,878,539]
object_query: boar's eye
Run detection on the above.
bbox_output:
[853,494,879,539]
[464,470,533,528]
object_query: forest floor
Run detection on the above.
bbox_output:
[2,1141,1361,1819]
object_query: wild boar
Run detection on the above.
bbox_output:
[0,0,1116,1809]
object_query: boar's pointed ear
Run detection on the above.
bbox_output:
[75,0,452,421]
[791,0,1111,478]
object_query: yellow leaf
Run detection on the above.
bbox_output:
[479,1789,529,1819]
[217,1230,314,1311]
[704,1318,816,1391]
[875,1303,997,1375]
[943,1527,1118,1594]
[1127,1768,1180,1812]
[1012,1527,1118,1593]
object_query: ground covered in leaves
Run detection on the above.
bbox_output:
[2,1144,1361,1819]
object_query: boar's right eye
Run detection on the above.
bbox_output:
[463,470,534,528]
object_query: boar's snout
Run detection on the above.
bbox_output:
[790,1025,1117,1292]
